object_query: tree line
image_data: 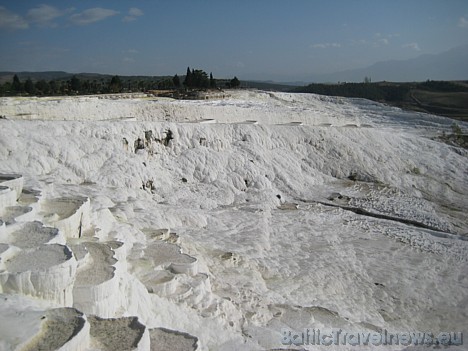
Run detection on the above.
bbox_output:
[0,74,158,96]
[0,68,241,97]
[294,82,410,102]
[180,67,240,89]
[294,80,468,103]
[416,80,468,93]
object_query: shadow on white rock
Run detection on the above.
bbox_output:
[21,308,90,351]
[8,221,64,248]
[149,327,198,351]
[0,294,89,351]
[88,315,149,351]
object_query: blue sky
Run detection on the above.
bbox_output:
[0,0,467,80]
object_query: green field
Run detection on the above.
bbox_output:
[408,90,468,120]
[296,80,468,122]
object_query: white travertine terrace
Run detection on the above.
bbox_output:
[40,197,91,239]
[0,173,201,349]
[0,186,17,213]
[0,90,467,350]
[0,174,24,199]
[9,221,62,248]
[73,241,121,317]
[1,244,76,305]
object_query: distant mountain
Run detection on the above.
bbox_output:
[3,45,467,87]
[0,71,73,84]
[0,71,171,84]
[303,45,468,83]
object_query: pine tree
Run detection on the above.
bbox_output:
[173,74,181,88]
[109,75,122,93]
[210,72,216,89]
[35,80,50,95]
[70,75,81,93]
[192,69,209,88]
[12,74,22,93]
[183,67,192,88]
[24,78,35,95]
[49,80,58,95]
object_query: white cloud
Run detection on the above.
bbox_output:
[349,39,367,46]
[371,33,394,47]
[458,17,468,28]
[123,7,144,22]
[403,42,420,51]
[27,4,74,27]
[70,8,119,25]
[0,6,28,30]
[351,33,398,48]
[377,38,389,46]
[122,49,138,63]
[311,42,341,49]
[129,8,144,17]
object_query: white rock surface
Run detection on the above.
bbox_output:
[73,241,124,318]
[0,186,17,213]
[0,293,60,351]
[0,174,24,199]
[0,244,77,305]
[0,90,467,350]
[40,196,91,239]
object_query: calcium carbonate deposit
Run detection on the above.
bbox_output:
[0,90,467,350]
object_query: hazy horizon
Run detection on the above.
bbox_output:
[1,0,468,81]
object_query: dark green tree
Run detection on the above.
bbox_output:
[60,80,68,95]
[183,67,211,88]
[24,78,36,95]
[230,76,240,88]
[173,74,181,88]
[158,78,174,89]
[12,74,22,93]
[70,75,81,93]
[0,82,12,96]
[191,69,209,88]
[35,80,50,95]
[109,75,122,93]
[209,72,216,89]
[49,80,58,95]
[183,67,192,88]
